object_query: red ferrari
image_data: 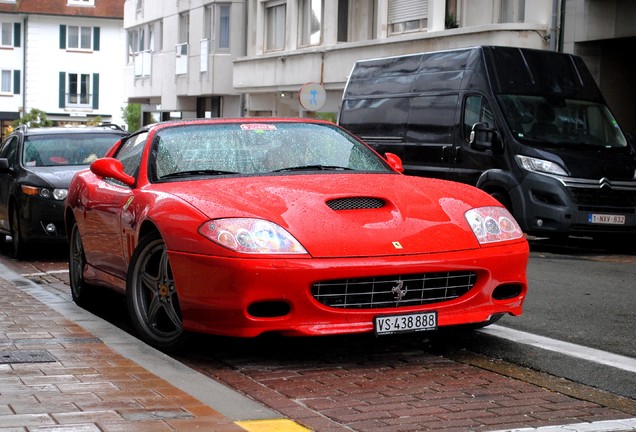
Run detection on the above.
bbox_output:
[65,118,528,351]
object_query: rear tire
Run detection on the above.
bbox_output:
[69,222,95,306]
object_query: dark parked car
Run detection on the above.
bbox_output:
[0,124,129,258]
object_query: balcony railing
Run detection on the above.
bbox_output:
[176,43,188,75]
[200,39,208,72]
[134,50,152,77]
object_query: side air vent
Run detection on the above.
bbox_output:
[326,197,385,211]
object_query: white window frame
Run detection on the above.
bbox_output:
[204,3,231,53]
[1,70,12,94]
[217,3,231,50]
[67,25,93,51]
[265,0,286,51]
[1,22,13,47]
[67,73,91,107]
[499,0,526,23]
[298,0,323,47]
[68,0,95,5]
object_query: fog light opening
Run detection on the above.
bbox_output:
[44,223,57,234]
[492,284,522,300]
[247,301,291,318]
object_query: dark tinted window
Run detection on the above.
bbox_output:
[114,131,148,179]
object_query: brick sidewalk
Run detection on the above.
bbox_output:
[0,277,246,432]
[3,262,636,432]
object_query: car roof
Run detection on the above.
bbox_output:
[15,124,128,137]
[144,117,333,130]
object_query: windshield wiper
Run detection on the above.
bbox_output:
[160,169,239,179]
[271,165,354,173]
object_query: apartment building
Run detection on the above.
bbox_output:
[124,0,246,124]
[124,0,635,134]
[0,0,126,141]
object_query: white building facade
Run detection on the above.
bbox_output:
[123,0,636,134]
[0,0,126,141]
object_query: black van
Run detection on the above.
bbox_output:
[338,45,636,242]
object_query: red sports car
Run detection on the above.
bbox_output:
[65,118,528,351]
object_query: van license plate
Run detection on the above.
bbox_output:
[588,214,626,225]
[374,312,437,336]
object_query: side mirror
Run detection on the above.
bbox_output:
[469,122,493,151]
[470,122,503,154]
[384,152,404,173]
[0,158,9,173]
[90,158,135,187]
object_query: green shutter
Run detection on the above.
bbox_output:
[92,73,99,109]
[59,25,66,49]
[13,70,20,94]
[93,27,100,51]
[13,23,21,47]
[59,72,66,108]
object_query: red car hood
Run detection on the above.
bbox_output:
[170,174,494,258]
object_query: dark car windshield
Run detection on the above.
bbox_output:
[23,133,123,167]
[152,122,393,180]
[497,95,628,149]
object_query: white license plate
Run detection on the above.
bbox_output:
[374,312,437,336]
[588,213,626,225]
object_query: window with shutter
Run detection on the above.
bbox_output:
[388,0,428,34]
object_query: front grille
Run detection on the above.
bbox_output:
[311,271,477,309]
[569,187,636,208]
[326,197,385,211]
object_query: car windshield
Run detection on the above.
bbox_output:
[23,133,123,167]
[497,95,628,149]
[152,122,393,180]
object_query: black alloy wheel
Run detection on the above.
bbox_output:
[127,232,186,352]
[69,222,93,306]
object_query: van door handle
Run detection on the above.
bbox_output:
[441,145,461,163]
[441,145,451,162]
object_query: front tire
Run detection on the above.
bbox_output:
[10,206,28,259]
[127,232,186,352]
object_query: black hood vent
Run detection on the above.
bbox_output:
[326,197,385,211]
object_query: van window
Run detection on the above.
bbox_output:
[463,95,495,141]
[497,95,628,148]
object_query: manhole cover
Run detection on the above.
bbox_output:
[0,350,57,364]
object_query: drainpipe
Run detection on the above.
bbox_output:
[550,0,559,51]
[21,15,27,119]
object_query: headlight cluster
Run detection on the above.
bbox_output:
[515,155,567,176]
[465,206,524,244]
[21,185,68,201]
[199,218,307,254]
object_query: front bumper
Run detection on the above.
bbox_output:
[515,173,636,237]
[19,196,67,242]
[168,240,529,338]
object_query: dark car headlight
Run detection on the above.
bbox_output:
[21,185,68,201]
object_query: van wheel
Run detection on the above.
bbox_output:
[490,191,512,213]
